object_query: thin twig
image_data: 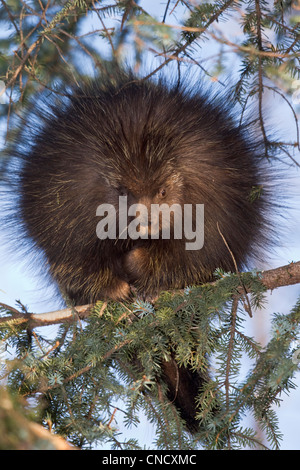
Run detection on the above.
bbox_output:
[225,296,239,411]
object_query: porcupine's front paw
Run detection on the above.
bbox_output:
[102,277,131,301]
[123,247,149,282]
[123,247,160,302]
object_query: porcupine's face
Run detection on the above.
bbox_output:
[106,170,184,240]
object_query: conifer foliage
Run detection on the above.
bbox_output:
[0,0,300,450]
[1,272,300,449]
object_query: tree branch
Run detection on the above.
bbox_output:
[1,261,300,328]
[259,261,300,290]
[0,303,93,327]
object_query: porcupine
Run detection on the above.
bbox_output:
[10,68,271,433]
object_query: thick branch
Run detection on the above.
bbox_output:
[0,387,76,450]
[259,261,300,290]
[1,261,300,328]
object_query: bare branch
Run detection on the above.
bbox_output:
[260,261,300,291]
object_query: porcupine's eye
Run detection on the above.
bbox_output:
[159,188,166,198]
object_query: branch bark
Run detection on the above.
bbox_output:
[259,261,300,290]
[1,261,300,328]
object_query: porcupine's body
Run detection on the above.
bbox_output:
[14,69,270,432]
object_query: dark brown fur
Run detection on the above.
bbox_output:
[11,69,271,433]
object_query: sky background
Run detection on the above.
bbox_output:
[0,0,300,450]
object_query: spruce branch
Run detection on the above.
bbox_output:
[1,261,299,328]
[1,262,299,449]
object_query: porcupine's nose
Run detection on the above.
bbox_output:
[133,197,159,238]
